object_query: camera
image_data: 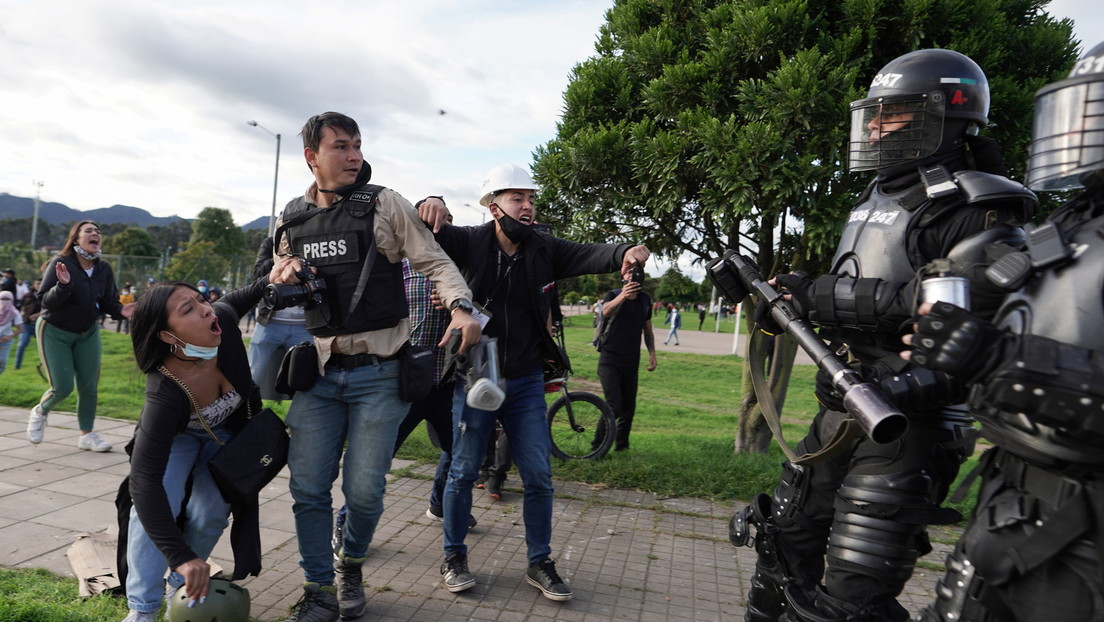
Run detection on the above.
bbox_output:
[264,260,327,310]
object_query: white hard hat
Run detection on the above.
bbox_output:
[479,163,537,207]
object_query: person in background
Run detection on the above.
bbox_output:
[0,268,16,298]
[597,278,657,452]
[196,279,211,301]
[118,266,286,622]
[0,291,20,375]
[334,254,480,553]
[14,278,40,370]
[117,283,136,333]
[247,236,312,402]
[662,303,680,345]
[15,277,29,307]
[475,425,510,500]
[26,221,135,452]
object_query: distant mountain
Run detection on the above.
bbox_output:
[242,216,269,230]
[0,193,270,229]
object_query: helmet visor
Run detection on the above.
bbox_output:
[848,94,945,172]
[1026,77,1104,191]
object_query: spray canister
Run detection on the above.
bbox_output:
[920,259,969,310]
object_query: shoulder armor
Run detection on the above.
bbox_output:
[954,170,1037,208]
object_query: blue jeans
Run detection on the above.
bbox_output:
[248,321,313,400]
[14,321,33,369]
[443,371,554,565]
[0,334,12,375]
[125,427,231,613]
[287,359,409,585]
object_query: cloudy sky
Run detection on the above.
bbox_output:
[1,0,1099,278]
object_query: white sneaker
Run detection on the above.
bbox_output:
[77,431,113,452]
[121,610,158,622]
[27,404,47,444]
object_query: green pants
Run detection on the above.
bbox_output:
[36,318,102,432]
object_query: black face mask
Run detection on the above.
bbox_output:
[495,210,533,245]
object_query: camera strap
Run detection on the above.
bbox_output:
[747,333,861,466]
[345,213,378,323]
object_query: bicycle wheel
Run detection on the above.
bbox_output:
[547,391,615,460]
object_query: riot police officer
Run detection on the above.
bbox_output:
[909,40,1104,622]
[733,49,1037,621]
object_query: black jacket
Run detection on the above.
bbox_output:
[120,277,267,582]
[433,221,632,373]
[39,254,124,333]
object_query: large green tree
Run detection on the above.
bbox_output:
[655,266,698,303]
[534,0,1078,453]
[163,241,230,287]
[103,227,159,258]
[191,207,248,261]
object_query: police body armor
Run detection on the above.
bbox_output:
[825,170,1032,360]
[280,185,407,337]
[825,179,925,357]
[971,212,1104,468]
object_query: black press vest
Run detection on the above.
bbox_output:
[278,186,407,337]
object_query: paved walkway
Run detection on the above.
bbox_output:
[0,403,948,621]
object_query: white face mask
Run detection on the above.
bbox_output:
[165,333,218,361]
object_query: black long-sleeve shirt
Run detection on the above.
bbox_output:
[126,278,265,573]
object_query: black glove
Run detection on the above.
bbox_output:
[814,370,845,412]
[909,302,1004,382]
[774,273,816,320]
[754,299,783,335]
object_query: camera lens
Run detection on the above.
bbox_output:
[264,283,308,310]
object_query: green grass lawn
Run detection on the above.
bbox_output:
[0,315,980,619]
[0,317,979,507]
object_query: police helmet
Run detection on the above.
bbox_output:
[165,577,250,622]
[848,49,990,171]
[1026,40,1104,190]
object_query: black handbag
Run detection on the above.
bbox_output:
[207,407,289,506]
[160,366,289,506]
[399,343,436,402]
[275,341,319,396]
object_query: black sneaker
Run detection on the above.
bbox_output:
[283,583,339,622]
[335,561,366,620]
[440,553,476,593]
[425,505,478,528]
[526,559,573,601]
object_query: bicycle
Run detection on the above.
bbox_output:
[545,320,616,460]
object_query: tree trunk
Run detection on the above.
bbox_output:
[734,309,799,454]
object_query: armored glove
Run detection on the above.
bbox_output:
[909,301,1005,384]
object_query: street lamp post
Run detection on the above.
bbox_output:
[463,202,486,224]
[30,180,43,249]
[247,120,281,235]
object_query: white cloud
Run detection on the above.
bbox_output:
[0,0,610,227]
[1,0,1097,244]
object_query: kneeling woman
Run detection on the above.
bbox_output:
[120,263,290,622]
